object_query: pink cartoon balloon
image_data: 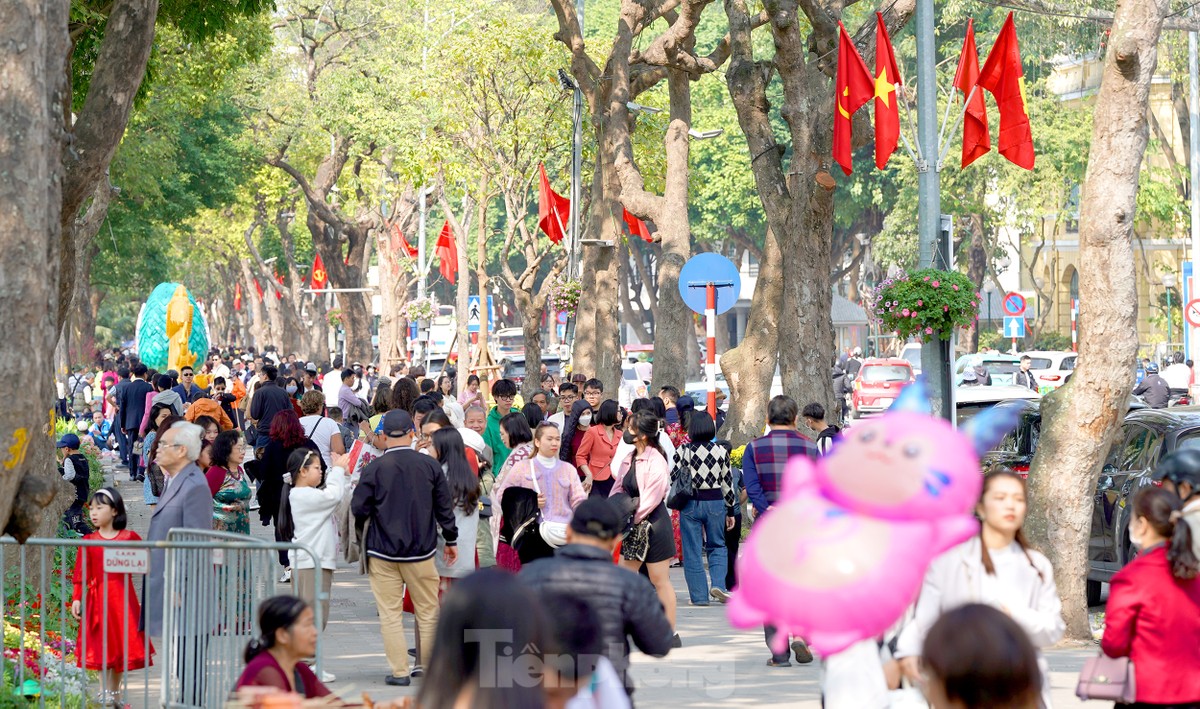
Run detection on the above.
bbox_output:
[726,380,1016,656]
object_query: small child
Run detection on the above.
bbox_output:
[326,407,356,451]
[71,488,153,705]
[57,434,91,536]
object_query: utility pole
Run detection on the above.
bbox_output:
[1190,23,1199,363]
[914,0,952,420]
[567,0,584,281]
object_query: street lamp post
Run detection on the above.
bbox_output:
[983,280,996,333]
[1164,273,1178,353]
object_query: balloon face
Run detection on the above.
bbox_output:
[818,411,983,520]
[752,499,891,591]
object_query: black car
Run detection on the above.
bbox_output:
[979,401,1200,605]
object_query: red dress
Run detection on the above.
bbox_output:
[71,530,153,671]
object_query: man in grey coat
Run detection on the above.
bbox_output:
[143,421,212,703]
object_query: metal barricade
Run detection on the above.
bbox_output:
[0,533,322,709]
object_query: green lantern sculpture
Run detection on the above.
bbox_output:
[135,283,210,372]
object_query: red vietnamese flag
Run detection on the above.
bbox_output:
[254,280,264,302]
[873,13,902,169]
[622,208,653,242]
[976,13,1033,169]
[436,220,458,285]
[833,22,876,175]
[234,283,242,311]
[537,163,571,244]
[311,253,328,291]
[274,273,284,300]
[954,19,991,168]
[391,223,418,259]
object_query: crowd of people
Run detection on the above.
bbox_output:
[55,345,1200,708]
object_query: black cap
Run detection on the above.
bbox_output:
[1152,448,1200,486]
[569,498,623,541]
[380,409,415,438]
[304,363,318,375]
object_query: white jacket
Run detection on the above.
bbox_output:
[896,536,1064,707]
[289,466,350,570]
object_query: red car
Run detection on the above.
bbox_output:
[851,358,915,418]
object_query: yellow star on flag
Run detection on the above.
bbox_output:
[874,67,896,107]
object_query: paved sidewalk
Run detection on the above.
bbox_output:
[106,459,1096,707]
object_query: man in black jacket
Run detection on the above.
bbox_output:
[351,409,457,687]
[521,498,673,699]
[117,363,153,481]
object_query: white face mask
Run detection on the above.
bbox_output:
[578,413,592,427]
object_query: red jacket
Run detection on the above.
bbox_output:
[1101,545,1200,704]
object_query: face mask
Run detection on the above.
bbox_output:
[623,431,637,444]
[285,385,298,395]
[579,413,592,427]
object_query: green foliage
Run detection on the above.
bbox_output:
[1033,331,1073,351]
[869,269,980,341]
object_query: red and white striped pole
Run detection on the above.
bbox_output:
[706,283,717,419]
[1071,299,1078,353]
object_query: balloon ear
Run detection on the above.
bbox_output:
[782,455,818,497]
[963,405,1021,457]
[890,377,931,415]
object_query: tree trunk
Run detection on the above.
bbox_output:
[0,0,73,541]
[1026,0,1167,640]
[475,194,490,370]
[240,260,268,350]
[517,291,544,398]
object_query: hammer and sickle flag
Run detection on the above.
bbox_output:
[311,253,328,291]
[833,22,876,175]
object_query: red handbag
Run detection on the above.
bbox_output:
[1076,653,1136,704]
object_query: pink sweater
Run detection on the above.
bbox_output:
[611,446,669,523]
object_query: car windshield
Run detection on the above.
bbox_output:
[861,366,911,383]
[984,361,1021,375]
[1027,358,1053,369]
[956,403,994,426]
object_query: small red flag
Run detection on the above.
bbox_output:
[274,273,284,300]
[234,283,242,311]
[311,253,328,291]
[254,280,264,302]
[436,220,458,285]
[391,223,418,259]
[622,208,653,242]
[873,13,902,169]
[537,163,571,244]
[977,13,1033,169]
[954,18,991,168]
[833,22,876,175]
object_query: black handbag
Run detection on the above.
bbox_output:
[666,466,694,511]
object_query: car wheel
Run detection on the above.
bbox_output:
[1086,579,1102,607]
[851,405,861,419]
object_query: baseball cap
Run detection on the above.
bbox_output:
[1152,449,1200,486]
[56,433,81,449]
[305,363,318,375]
[569,498,624,541]
[380,410,415,437]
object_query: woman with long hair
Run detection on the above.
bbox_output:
[559,400,593,465]
[495,422,585,567]
[417,570,546,709]
[234,596,331,699]
[390,376,421,415]
[258,409,323,582]
[141,408,178,506]
[611,409,679,646]
[1102,486,1200,707]
[430,428,480,587]
[490,414,536,573]
[665,396,695,448]
[575,399,622,498]
[206,429,251,534]
[896,470,1064,706]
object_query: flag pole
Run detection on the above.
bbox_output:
[901,86,924,161]
[936,84,959,153]
[937,84,981,167]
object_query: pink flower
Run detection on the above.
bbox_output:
[912,312,919,318]
[923,276,930,281]
[925,327,933,335]
[944,305,950,312]
[917,299,923,307]
[902,309,911,316]
[932,281,940,288]
[952,284,960,291]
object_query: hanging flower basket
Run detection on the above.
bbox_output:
[402,297,437,323]
[868,268,980,342]
[326,308,343,328]
[548,280,582,319]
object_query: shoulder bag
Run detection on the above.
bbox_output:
[1075,653,1135,704]
[666,446,694,511]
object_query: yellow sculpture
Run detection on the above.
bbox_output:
[166,285,197,372]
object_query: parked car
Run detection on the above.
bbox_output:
[900,342,922,375]
[851,358,915,418]
[1020,350,1077,393]
[500,354,562,388]
[975,399,1200,605]
[953,353,1023,386]
[955,385,1041,428]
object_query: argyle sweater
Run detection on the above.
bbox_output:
[672,441,735,513]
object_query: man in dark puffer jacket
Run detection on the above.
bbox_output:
[521,498,674,699]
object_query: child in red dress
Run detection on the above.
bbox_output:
[70,487,153,704]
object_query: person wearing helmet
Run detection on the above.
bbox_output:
[1133,362,1170,408]
[1152,448,1200,558]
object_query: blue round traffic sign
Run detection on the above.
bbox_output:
[557,311,569,325]
[1002,292,1027,316]
[678,253,741,315]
